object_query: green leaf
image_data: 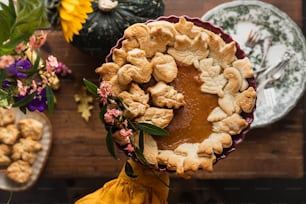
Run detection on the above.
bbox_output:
[134,147,149,165]
[106,130,117,159]
[0,98,9,108]
[12,91,36,108]
[139,130,144,153]
[0,70,7,89]
[0,0,15,44]
[0,0,49,55]
[46,85,54,114]
[99,105,107,123]
[21,50,41,76]
[137,122,168,136]
[124,161,137,178]
[19,106,27,114]
[83,78,98,96]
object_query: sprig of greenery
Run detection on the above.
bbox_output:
[83,78,169,176]
[6,191,13,204]
[0,0,49,55]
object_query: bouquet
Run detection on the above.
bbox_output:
[0,0,71,113]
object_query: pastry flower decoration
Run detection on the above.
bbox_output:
[84,79,168,177]
[0,0,71,113]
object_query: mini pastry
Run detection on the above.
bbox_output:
[18,118,43,141]
[0,144,11,166]
[0,108,15,127]
[6,160,32,184]
[11,138,42,164]
[0,124,20,145]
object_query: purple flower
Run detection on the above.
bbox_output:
[7,59,32,78]
[15,88,47,112]
[2,80,10,89]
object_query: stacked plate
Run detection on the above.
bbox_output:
[202,0,306,128]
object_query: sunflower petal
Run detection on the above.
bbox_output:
[59,0,93,43]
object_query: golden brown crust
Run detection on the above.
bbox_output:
[236,87,257,113]
[147,81,185,109]
[151,52,178,83]
[213,113,249,135]
[95,62,120,81]
[232,57,254,79]
[118,83,149,119]
[135,107,174,128]
[118,49,153,85]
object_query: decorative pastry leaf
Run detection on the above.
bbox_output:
[137,122,168,136]
[124,161,137,178]
[83,78,98,96]
[106,130,117,159]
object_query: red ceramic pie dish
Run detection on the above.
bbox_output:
[104,15,256,170]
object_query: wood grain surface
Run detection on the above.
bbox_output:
[42,0,304,179]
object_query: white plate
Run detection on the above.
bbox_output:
[202,0,306,128]
[0,109,52,191]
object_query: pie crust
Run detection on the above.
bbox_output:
[96,16,256,178]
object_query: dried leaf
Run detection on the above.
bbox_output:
[74,86,94,121]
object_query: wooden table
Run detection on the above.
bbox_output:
[43,0,304,179]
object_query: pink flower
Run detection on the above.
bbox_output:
[108,109,120,117]
[54,62,72,76]
[104,109,121,125]
[46,55,58,72]
[29,31,47,51]
[98,81,112,104]
[17,80,28,96]
[124,143,134,153]
[30,80,37,94]
[119,128,133,138]
[0,55,15,69]
[15,42,27,54]
[47,55,58,67]
[104,112,114,125]
[123,119,128,128]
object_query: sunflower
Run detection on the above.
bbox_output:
[59,0,93,42]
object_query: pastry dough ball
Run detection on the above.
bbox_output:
[0,108,15,126]
[18,118,43,140]
[0,124,20,145]
[7,160,32,184]
[11,138,42,164]
[0,144,11,166]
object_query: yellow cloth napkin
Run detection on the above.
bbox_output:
[75,160,169,204]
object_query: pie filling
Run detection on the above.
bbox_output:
[155,65,218,150]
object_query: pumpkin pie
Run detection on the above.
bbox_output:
[96,16,256,177]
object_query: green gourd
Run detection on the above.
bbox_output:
[46,0,165,57]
